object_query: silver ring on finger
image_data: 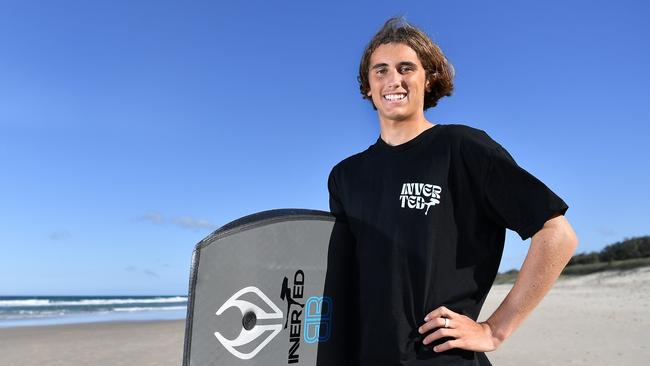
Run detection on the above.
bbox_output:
[443,317,450,328]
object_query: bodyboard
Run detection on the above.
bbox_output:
[183,209,356,365]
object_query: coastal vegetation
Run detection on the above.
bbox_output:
[495,235,650,284]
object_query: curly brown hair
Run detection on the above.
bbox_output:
[358,17,455,110]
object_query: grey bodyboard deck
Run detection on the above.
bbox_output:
[183,209,356,365]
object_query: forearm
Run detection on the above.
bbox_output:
[485,215,578,344]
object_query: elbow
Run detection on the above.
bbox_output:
[568,227,578,255]
[561,217,579,256]
[539,215,579,259]
[557,217,579,267]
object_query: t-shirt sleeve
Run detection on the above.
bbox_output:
[327,165,348,223]
[482,142,569,241]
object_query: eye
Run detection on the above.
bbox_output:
[376,68,387,75]
[399,65,413,73]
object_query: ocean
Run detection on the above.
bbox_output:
[0,295,188,328]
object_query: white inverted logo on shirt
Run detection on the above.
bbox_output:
[399,183,442,215]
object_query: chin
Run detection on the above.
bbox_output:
[380,110,413,122]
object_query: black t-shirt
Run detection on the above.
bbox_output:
[327,123,569,366]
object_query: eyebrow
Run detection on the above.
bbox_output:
[370,61,418,70]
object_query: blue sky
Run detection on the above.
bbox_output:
[1,0,648,295]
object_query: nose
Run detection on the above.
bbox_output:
[386,68,403,88]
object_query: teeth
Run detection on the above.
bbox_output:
[384,94,406,101]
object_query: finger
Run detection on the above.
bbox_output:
[418,317,448,334]
[434,339,461,353]
[422,328,459,345]
[424,306,446,321]
[424,305,457,321]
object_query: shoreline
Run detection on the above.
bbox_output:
[0,317,186,330]
[0,295,187,329]
[0,308,187,329]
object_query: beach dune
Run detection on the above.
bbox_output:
[1,267,648,366]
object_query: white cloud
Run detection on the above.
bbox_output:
[143,269,160,278]
[125,265,160,278]
[138,212,165,225]
[138,211,216,231]
[172,216,215,230]
[48,230,71,241]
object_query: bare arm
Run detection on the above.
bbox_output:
[420,214,578,352]
[484,214,578,343]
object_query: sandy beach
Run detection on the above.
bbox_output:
[0,320,185,366]
[481,266,650,365]
[1,267,648,366]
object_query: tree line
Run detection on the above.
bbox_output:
[567,235,650,266]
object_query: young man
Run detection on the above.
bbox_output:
[327,18,578,365]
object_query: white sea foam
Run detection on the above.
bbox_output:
[113,306,187,313]
[0,296,187,307]
[0,296,188,327]
[0,310,69,321]
[0,299,51,307]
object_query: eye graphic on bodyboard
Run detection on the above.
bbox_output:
[214,286,284,360]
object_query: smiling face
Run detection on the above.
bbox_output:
[367,42,431,123]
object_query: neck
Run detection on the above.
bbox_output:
[379,114,435,146]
